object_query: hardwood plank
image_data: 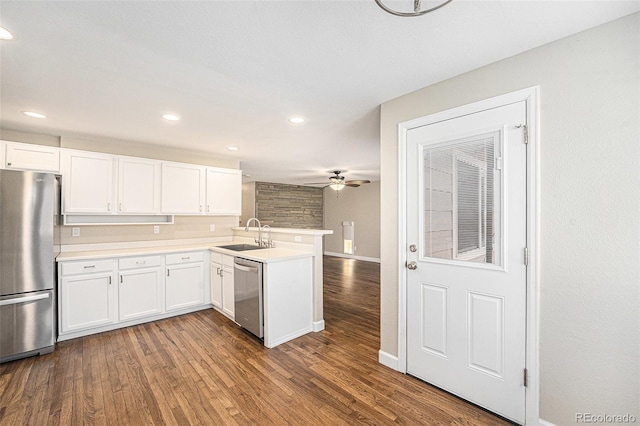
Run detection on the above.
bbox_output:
[0,256,512,425]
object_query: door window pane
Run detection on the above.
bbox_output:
[422,132,501,266]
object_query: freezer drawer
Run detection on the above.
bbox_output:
[0,290,55,363]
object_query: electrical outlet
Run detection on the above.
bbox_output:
[72,227,80,237]
[153,225,160,234]
[294,235,302,242]
[209,224,216,232]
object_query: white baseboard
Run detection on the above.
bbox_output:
[378,349,400,371]
[312,320,325,332]
[324,251,381,263]
[538,419,557,426]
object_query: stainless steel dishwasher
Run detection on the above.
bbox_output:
[234,257,263,339]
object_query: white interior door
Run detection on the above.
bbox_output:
[406,101,527,424]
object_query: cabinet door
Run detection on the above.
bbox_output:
[205,167,242,215]
[210,261,223,309]
[119,268,163,321]
[222,263,235,319]
[5,142,60,172]
[60,273,117,333]
[62,150,115,214]
[161,162,205,214]
[118,157,161,214]
[165,263,204,311]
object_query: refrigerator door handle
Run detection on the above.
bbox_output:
[0,293,50,306]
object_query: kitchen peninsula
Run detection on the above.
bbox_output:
[55,227,332,348]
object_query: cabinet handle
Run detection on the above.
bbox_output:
[216,267,221,276]
[7,162,11,166]
[136,260,146,265]
[108,203,111,211]
[119,203,123,211]
[108,276,112,285]
[199,205,203,212]
[83,265,96,269]
[207,205,210,213]
[182,257,190,260]
[120,275,123,284]
[167,269,170,277]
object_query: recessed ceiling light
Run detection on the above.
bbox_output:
[23,111,46,119]
[0,27,14,40]
[288,116,305,124]
[162,114,180,121]
[227,146,239,151]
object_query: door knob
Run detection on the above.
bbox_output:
[409,244,417,252]
[406,261,417,270]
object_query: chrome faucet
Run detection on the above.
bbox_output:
[245,217,263,247]
[262,225,274,248]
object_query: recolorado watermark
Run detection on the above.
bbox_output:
[576,413,637,423]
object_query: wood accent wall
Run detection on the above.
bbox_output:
[254,182,323,229]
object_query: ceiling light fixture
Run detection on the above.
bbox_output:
[374,0,453,17]
[162,113,180,121]
[23,111,46,119]
[227,146,239,151]
[0,26,14,40]
[288,116,305,124]
[329,183,346,191]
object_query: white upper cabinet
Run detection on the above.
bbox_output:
[117,157,161,214]
[4,141,60,173]
[161,162,206,214]
[206,167,242,215]
[62,150,115,214]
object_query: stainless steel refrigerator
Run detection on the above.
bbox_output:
[0,170,57,363]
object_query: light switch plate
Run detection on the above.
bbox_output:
[209,224,216,232]
[153,225,160,234]
[72,227,80,237]
[294,235,302,242]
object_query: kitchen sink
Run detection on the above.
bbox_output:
[218,244,264,251]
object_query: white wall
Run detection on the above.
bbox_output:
[323,181,380,261]
[380,13,639,425]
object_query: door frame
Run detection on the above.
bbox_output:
[396,87,540,424]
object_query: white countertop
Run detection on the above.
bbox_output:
[56,241,312,263]
[209,244,312,263]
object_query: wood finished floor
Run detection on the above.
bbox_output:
[0,256,511,425]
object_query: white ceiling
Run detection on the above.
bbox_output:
[1,1,638,185]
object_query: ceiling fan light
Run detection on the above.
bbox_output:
[330,183,346,191]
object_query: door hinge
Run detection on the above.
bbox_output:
[516,124,528,144]
[524,247,529,266]
[523,368,528,387]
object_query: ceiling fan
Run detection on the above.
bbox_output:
[305,171,371,191]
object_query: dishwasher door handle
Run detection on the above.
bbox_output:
[234,264,259,273]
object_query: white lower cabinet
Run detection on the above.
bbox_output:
[210,255,223,309]
[210,251,234,319]
[58,250,208,341]
[165,251,205,312]
[59,259,118,334]
[118,255,163,321]
[221,255,235,319]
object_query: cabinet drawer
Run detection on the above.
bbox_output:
[223,255,235,268]
[166,251,204,265]
[210,251,222,264]
[119,255,163,270]
[61,259,115,276]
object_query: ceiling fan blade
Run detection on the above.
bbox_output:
[345,180,371,185]
[345,183,360,187]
